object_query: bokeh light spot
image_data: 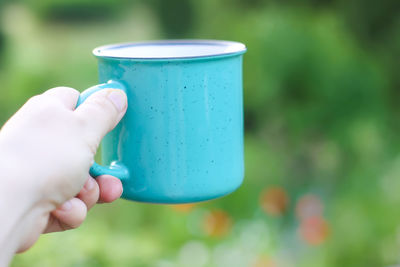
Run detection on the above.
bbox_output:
[203,210,232,237]
[259,187,289,216]
[170,203,196,213]
[295,194,323,221]
[252,255,276,267]
[299,216,330,245]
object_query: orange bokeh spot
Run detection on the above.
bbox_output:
[299,216,330,245]
[252,255,276,267]
[259,187,289,216]
[170,203,196,212]
[295,194,323,221]
[203,210,232,237]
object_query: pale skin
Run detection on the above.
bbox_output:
[0,86,128,266]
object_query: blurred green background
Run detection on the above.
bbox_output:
[1,0,399,266]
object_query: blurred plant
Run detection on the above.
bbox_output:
[0,28,4,61]
[298,215,330,245]
[203,210,232,238]
[170,203,196,213]
[251,255,276,267]
[295,194,329,246]
[150,0,196,38]
[259,187,289,217]
[22,0,128,22]
[295,194,323,220]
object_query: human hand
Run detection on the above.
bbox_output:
[0,86,127,260]
[41,175,122,241]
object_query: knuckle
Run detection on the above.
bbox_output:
[48,86,79,95]
[26,94,44,106]
[26,95,61,115]
[53,86,79,92]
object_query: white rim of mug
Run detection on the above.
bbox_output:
[93,40,247,60]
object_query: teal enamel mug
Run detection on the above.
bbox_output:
[77,40,246,203]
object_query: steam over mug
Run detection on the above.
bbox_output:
[77,40,246,203]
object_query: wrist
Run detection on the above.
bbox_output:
[0,150,54,262]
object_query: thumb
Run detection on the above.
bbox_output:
[74,89,127,148]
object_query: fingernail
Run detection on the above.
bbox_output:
[60,200,72,211]
[85,178,95,191]
[108,90,127,112]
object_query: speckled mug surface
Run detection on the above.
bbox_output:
[80,40,246,203]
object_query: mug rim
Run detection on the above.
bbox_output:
[93,39,247,61]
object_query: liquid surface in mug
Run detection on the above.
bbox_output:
[94,40,246,59]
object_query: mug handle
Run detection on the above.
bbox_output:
[76,80,129,181]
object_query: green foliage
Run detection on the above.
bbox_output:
[21,0,128,22]
[151,0,196,38]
